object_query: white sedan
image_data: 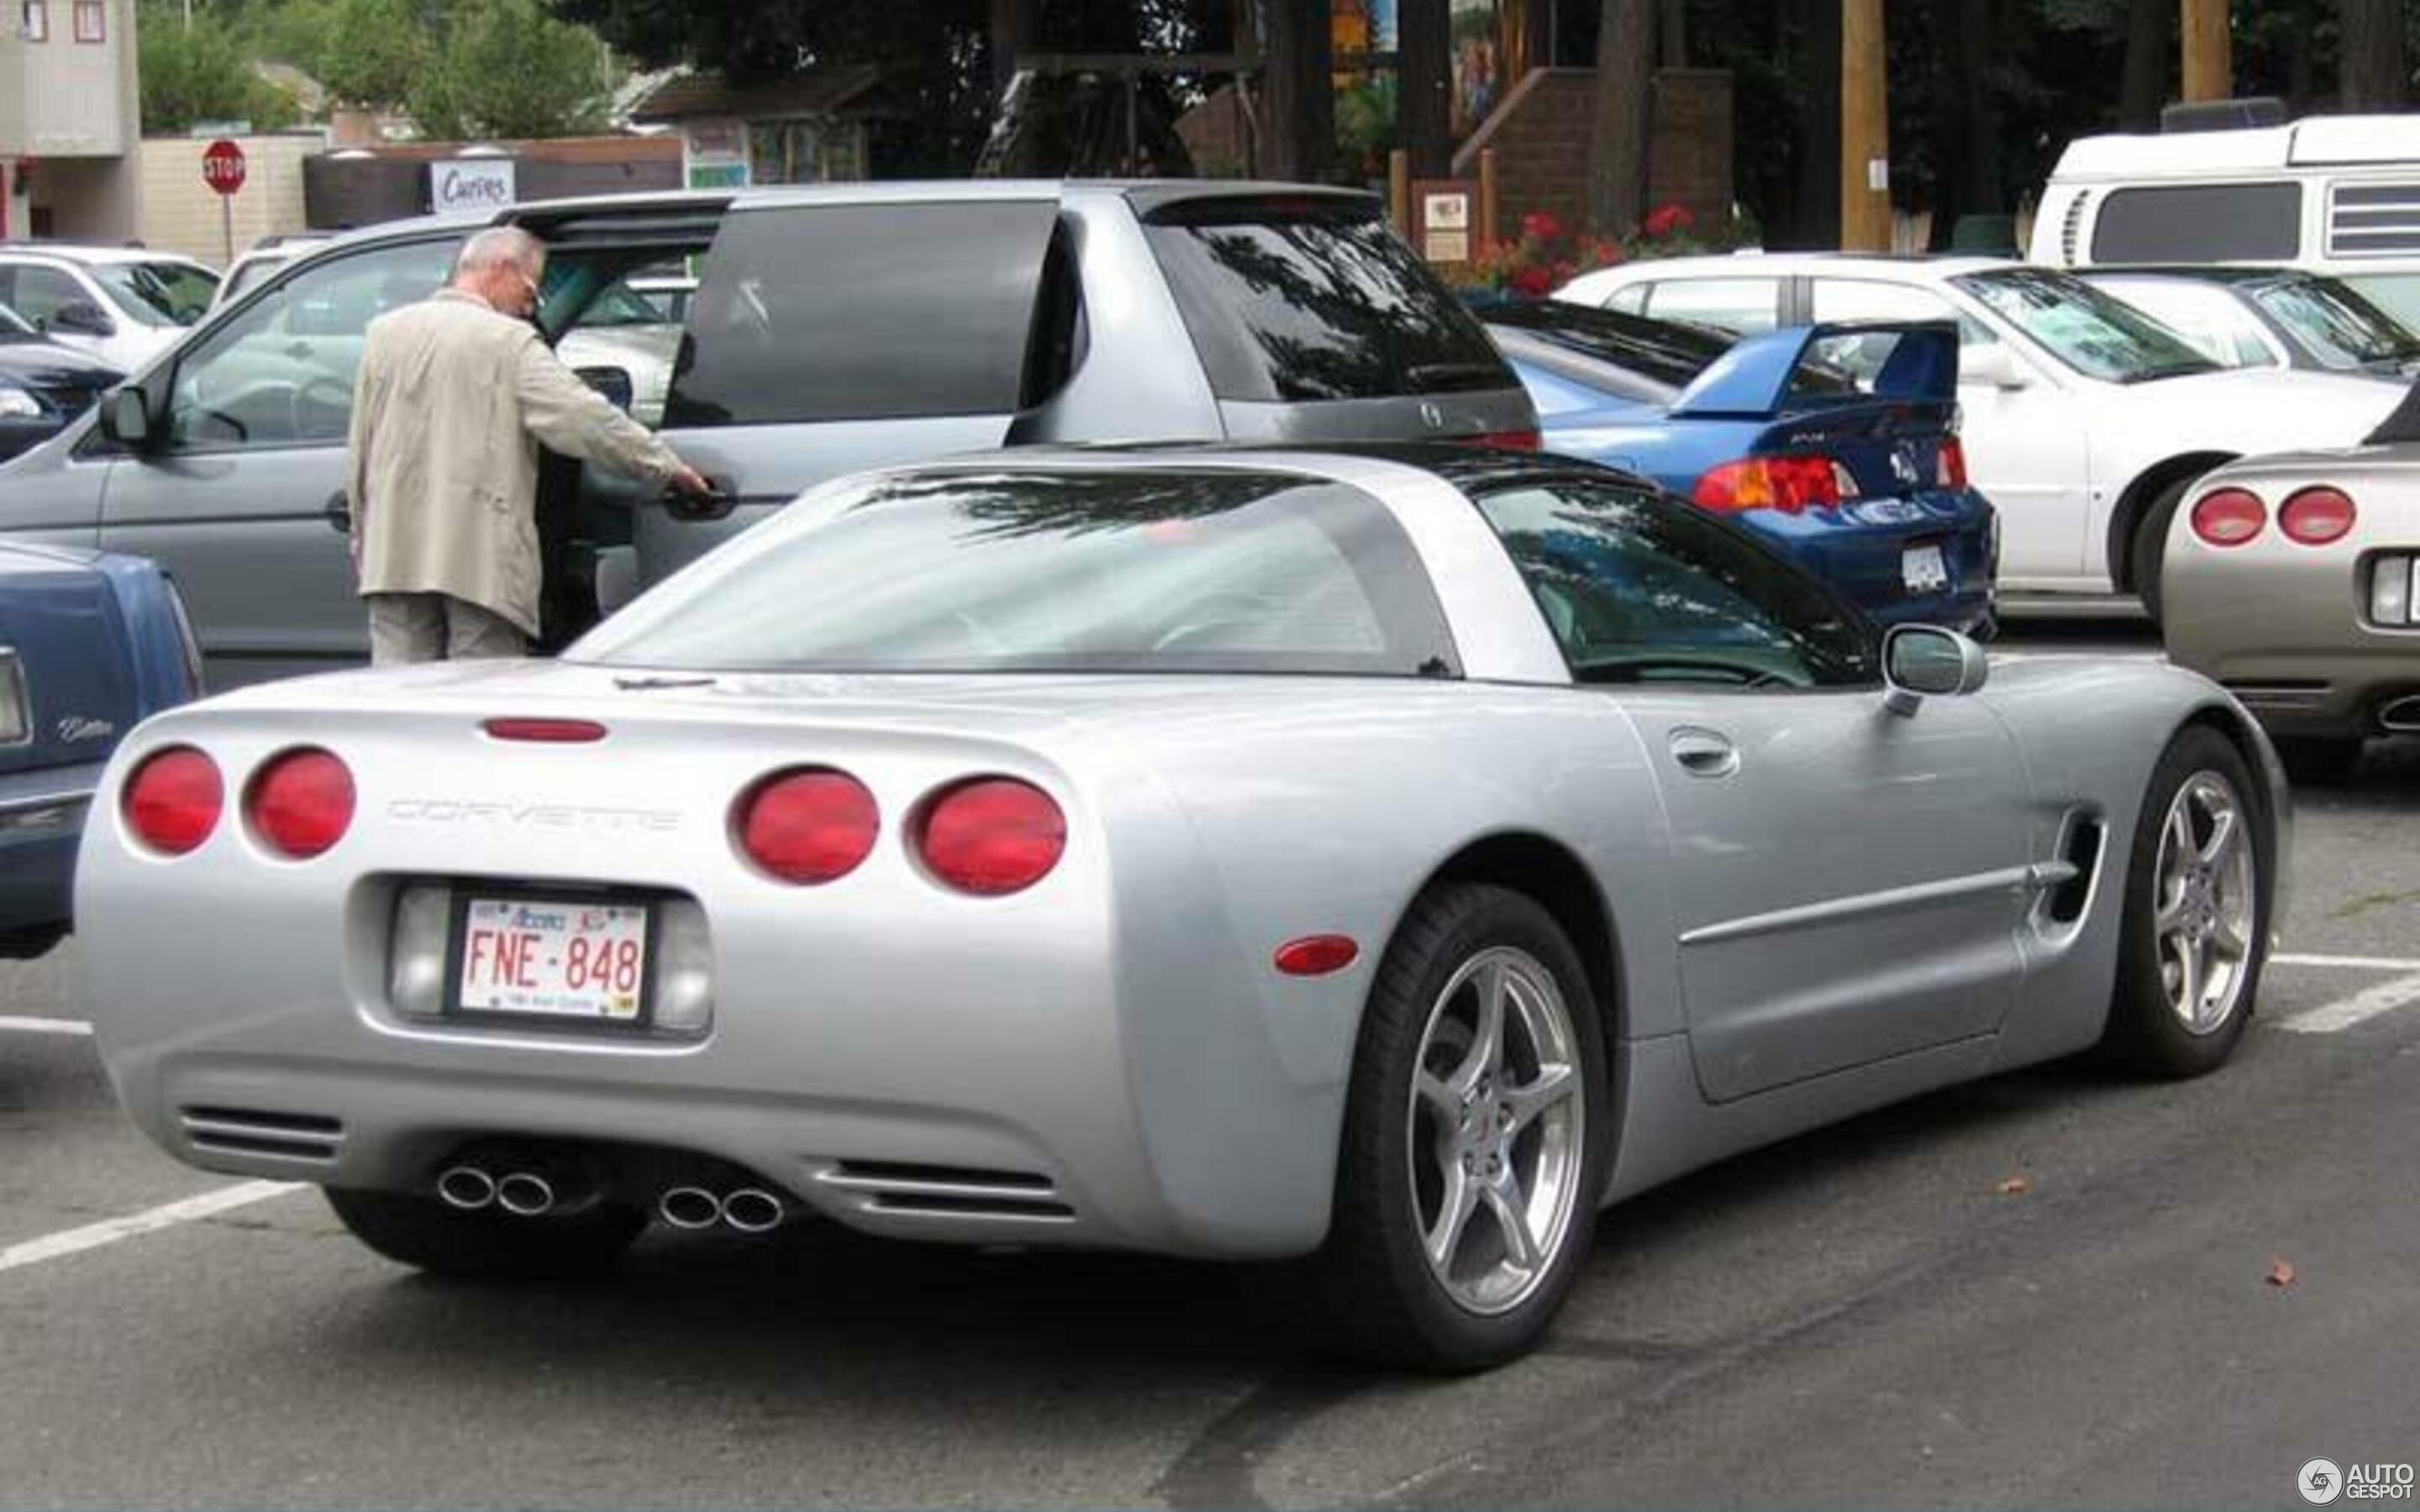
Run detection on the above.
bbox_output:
[1557,254,2405,614]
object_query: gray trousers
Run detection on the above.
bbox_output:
[366,593,528,665]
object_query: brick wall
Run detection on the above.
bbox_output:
[139,134,324,267]
[1451,66,1733,244]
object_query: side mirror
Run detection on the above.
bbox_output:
[1960,344,2030,391]
[46,301,116,338]
[575,365,634,413]
[1883,624,1988,717]
[99,385,152,448]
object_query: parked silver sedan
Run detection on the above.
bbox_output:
[77,449,2286,1370]
[2160,396,2420,780]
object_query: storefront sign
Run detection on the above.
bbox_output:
[430,159,517,213]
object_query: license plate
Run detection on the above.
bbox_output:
[454,895,649,1021]
[1902,543,1949,594]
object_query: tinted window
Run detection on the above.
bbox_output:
[1,265,97,328]
[574,468,1460,678]
[1640,278,1781,333]
[91,261,218,326]
[2250,276,2420,369]
[1472,478,1874,689]
[1482,302,1726,390]
[166,237,459,452]
[1954,268,2217,382]
[663,202,1056,428]
[1142,198,1510,402]
[2091,182,2302,262]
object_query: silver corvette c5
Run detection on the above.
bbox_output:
[2161,384,2420,782]
[78,448,2287,1371]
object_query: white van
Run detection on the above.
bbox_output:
[2029,113,2420,330]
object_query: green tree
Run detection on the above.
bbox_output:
[138,1,302,134]
[257,0,434,110]
[412,0,622,139]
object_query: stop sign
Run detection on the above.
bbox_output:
[202,139,246,197]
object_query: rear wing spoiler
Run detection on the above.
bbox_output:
[1668,320,1960,419]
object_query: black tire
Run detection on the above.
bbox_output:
[2275,734,2365,788]
[1296,883,1610,1372]
[325,1187,645,1280]
[2129,475,2197,627]
[2098,726,2271,1079]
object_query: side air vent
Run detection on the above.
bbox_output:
[2045,815,2104,926]
[2329,182,2420,258]
[178,1106,345,1162]
[2060,190,2091,264]
[815,1160,1076,1221]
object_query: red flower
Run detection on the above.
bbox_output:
[1641,202,1695,239]
[1509,264,1555,297]
[1520,211,1565,245]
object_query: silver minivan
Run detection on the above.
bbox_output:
[0,182,1535,688]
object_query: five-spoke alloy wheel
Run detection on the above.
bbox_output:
[1303,883,1608,1372]
[2103,726,2271,1077]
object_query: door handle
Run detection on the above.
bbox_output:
[1667,727,1739,779]
[661,476,737,522]
[323,491,351,533]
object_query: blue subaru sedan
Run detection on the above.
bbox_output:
[1483,301,1997,634]
[2,542,200,958]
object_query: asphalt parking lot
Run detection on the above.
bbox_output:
[4,616,2416,1511]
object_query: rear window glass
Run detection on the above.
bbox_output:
[2090,182,2302,262]
[571,468,1461,678]
[1143,198,1511,403]
[663,202,1056,428]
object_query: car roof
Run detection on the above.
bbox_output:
[2076,264,2310,287]
[1589,252,2020,282]
[0,243,214,268]
[289,179,1383,258]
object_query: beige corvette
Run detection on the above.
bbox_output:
[2162,389,2420,780]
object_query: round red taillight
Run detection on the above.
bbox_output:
[913,778,1065,897]
[123,746,223,856]
[2277,486,2356,546]
[2189,487,2267,548]
[734,769,880,885]
[246,748,355,858]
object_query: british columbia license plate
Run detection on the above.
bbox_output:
[455,896,649,1021]
[1902,543,1949,594]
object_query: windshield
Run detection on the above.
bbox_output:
[2252,277,2420,370]
[1954,268,2218,382]
[571,468,1462,678]
[92,261,220,327]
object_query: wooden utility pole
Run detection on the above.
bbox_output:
[2181,0,2232,102]
[1840,0,1891,251]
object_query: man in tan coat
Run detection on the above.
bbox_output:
[347,226,711,663]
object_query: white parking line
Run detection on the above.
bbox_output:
[0,1181,302,1277]
[2275,953,2420,973]
[2276,972,2420,1036]
[0,1016,92,1037]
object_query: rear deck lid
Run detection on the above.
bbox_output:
[0,545,140,779]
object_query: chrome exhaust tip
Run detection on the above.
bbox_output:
[2378,695,2420,732]
[495,1171,556,1217]
[436,1165,497,1211]
[721,1188,784,1233]
[658,1186,723,1231]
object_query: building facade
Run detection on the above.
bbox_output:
[1,0,143,243]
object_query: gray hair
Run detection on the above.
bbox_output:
[453,226,546,279]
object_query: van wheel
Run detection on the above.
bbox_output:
[2129,475,2196,626]
[326,1188,645,1279]
[1297,884,1609,1372]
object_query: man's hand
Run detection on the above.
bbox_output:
[666,464,714,498]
